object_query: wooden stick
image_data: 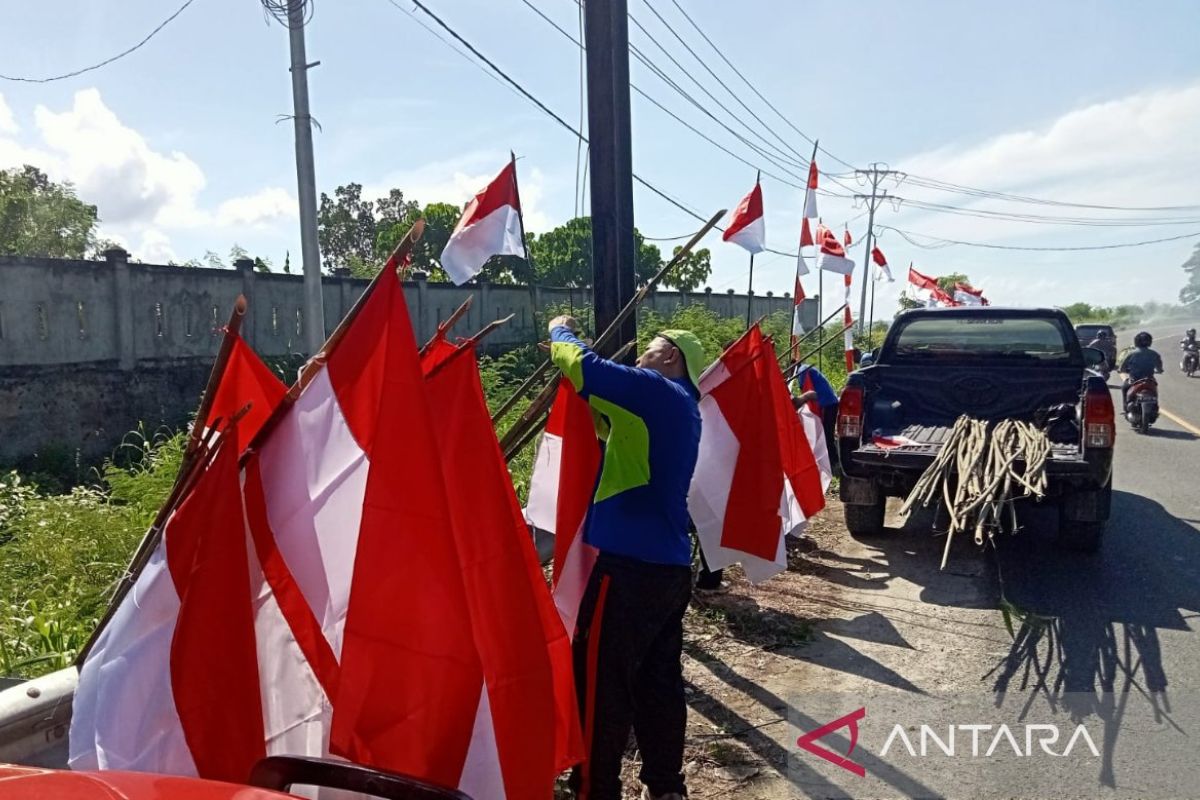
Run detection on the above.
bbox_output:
[498,209,725,454]
[243,218,426,461]
[185,295,246,461]
[781,303,848,367]
[503,339,636,462]
[422,314,516,380]
[784,321,855,382]
[76,398,252,666]
[419,295,474,357]
[491,359,552,424]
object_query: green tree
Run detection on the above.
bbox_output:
[374,201,462,281]
[665,246,712,291]
[1181,243,1200,307]
[317,182,379,273]
[935,272,970,294]
[526,216,663,287]
[0,165,98,258]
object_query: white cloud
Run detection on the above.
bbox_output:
[136,229,179,264]
[30,89,207,227]
[0,93,17,135]
[216,187,297,228]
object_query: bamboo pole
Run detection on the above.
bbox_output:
[419,295,473,357]
[243,219,426,460]
[498,209,724,456]
[422,314,516,380]
[782,303,848,367]
[783,321,856,382]
[503,339,636,461]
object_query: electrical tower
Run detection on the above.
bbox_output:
[853,164,904,334]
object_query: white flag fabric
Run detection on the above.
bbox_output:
[722,181,766,254]
[441,161,525,285]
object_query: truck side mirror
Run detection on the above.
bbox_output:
[1082,347,1106,368]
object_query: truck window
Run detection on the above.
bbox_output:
[889,317,1073,363]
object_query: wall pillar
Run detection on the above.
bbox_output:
[106,247,135,371]
[236,257,257,348]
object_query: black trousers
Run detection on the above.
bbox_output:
[571,552,693,800]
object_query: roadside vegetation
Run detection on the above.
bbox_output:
[2,304,850,680]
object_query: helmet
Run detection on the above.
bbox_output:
[1188,328,1196,337]
[1098,330,1112,339]
[1134,331,1153,348]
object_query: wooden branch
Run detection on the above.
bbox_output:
[419,295,474,357]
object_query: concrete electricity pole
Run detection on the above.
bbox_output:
[286,0,325,355]
[853,164,902,334]
[584,0,636,361]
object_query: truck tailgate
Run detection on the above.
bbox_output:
[852,423,1086,471]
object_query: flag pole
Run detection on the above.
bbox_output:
[745,252,755,328]
[500,209,725,459]
[868,264,878,351]
[419,296,474,357]
[745,171,760,329]
[78,296,248,666]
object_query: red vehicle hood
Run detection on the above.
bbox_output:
[0,764,298,800]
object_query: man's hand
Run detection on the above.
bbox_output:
[791,390,818,409]
[548,315,580,335]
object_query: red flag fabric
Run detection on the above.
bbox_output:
[441,160,525,285]
[167,436,266,783]
[203,335,286,455]
[953,282,988,306]
[843,228,853,247]
[817,227,855,275]
[689,326,826,582]
[422,342,584,792]
[722,180,766,254]
[871,246,888,267]
[799,217,814,248]
[804,161,819,218]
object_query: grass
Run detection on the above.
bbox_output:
[1,302,828,680]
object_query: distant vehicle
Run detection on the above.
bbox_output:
[837,307,1114,552]
[1181,341,1198,377]
[1124,377,1160,434]
[1074,323,1116,348]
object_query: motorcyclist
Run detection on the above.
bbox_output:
[1087,330,1117,372]
[1119,331,1164,407]
[1181,328,1199,373]
[1182,328,1197,348]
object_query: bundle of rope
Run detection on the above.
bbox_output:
[899,415,1052,569]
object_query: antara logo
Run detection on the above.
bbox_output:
[881,723,1100,758]
[796,709,1101,777]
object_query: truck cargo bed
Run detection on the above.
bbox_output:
[852,423,1086,472]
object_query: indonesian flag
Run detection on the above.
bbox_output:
[70,434,265,783]
[843,228,853,247]
[419,339,584,794]
[954,281,988,306]
[795,219,813,278]
[688,326,826,583]
[799,216,814,248]
[525,381,603,639]
[202,334,287,455]
[441,159,525,285]
[906,265,957,306]
[722,180,766,254]
[843,275,856,372]
[817,227,855,275]
[792,274,807,337]
[804,160,819,219]
[871,246,894,283]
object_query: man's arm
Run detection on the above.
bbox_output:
[548,320,670,414]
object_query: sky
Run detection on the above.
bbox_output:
[2,0,1199,315]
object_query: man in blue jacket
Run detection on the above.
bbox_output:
[548,315,703,800]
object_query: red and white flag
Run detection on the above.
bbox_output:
[441,159,526,285]
[722,180,766,254]
[688,327,826,583]
[843,227,853,247]
[953,281,988,306]
[816,227,855,275]
[792,274,807,337]
[804,160,819,219]
[202,333,287,455]
[71,435,266,783]
[525,382,602,639]
[842,274,856,372]
[871,245,894,283]
[907,265,957,307]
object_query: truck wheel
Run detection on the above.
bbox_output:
[845,498,886,537]
[1058,520,1104,553]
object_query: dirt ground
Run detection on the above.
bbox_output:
[604,495,1013,800]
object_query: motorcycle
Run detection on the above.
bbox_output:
[1125,377,1159,434]
[1182,342,1199,377]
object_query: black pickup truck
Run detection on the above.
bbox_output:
[837,307,1115,551]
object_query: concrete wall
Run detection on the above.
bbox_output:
[0,252,816,464]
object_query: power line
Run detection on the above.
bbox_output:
[900,173,1200,213]
[897,197,1200,227]
[879,225,1200,252]
[0,0,201,83]
[664,0,860,173]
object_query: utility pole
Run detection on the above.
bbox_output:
[853,163,902,335]
[585,0,636,360]
[287,0,325,355]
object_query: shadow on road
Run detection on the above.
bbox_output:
[984,490,1200,787]
[1144,428,1198,441]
